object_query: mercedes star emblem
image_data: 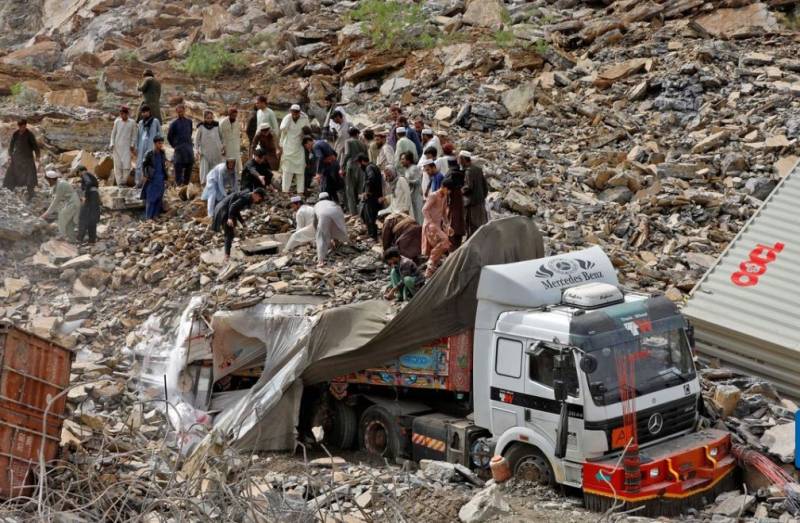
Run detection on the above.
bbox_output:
[647,413,664,435]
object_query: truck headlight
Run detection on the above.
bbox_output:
[709,447,718,457]
[649,467,660,478]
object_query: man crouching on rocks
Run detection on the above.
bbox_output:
[211,187,267,261]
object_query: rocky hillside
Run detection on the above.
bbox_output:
[2,0,800,300]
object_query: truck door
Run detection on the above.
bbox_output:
[489,336,526,435]
[524,342,582,461]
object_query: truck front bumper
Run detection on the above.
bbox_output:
[582,429,736,516]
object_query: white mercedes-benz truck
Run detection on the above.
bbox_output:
[321,247,735,516]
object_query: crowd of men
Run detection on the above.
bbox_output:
[3,70,489,300]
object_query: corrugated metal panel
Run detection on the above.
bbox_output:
[683,161,800,399]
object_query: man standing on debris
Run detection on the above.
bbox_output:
[393,127,418,170]
[195,110,224,185]
[387,104,402,149]
[135,106,161,188]
[212,188,268,261]
[311,139,342,204]
[40,170,79,240]
[4,118,41,201]
[313,192,347,266]
[358,155,383,240]
[220,107,242,175]
[303,136,316,195]
[343,127,367,215]
[422,177,453,279]
[255,95,278,149]
[460,151,488,238]
[422,159,444,199]
[279,104,310,194]
[378,166,411,218]
[241,149,272,192]
[76,166,101,244]
[202,160,239,217]
[383,247,424,302]
[141,136,167,220]
[400,152,423,224]
[109,106,137,187]
[400,116,423,157]
[284,195,316,252]
[167,103,194,186]
[444,163,466,250]
[250,124,280,171]
[330,108,352,160]
[246,102,259,148]
[382,212,421,262]
[137,69,161,122]
[374,128,394,172]
[421,128,443,157]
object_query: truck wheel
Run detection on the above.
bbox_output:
[310,400,358,450]
[504,444,555,486]
[359,405,400,459]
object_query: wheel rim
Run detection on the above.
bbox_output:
[515,455,550,484]
[364,420,389,455]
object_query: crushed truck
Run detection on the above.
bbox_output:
[303,247,735,515]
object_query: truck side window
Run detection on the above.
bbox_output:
[529,347,579,397]
[495,338,522,378]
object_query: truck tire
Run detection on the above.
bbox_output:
[359,404,401,459]
[328,401,358,450]
[308,399,358,450]
[504,444,555,486]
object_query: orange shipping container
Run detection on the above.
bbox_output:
[0,324,73,499]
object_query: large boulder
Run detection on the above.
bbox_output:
[2,40,62,71]
[501,82,536,117]
[462,0,506,30]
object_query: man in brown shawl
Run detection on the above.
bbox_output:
[3,118,40,201]
[382,212,422,262]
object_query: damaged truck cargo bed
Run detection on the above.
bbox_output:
[684,159,800,399]
[182,217,736,518]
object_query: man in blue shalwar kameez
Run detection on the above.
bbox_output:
[141,135,167,220]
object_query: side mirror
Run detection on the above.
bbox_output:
[580,354,598,374]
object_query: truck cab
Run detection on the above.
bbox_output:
[473,247,734,512]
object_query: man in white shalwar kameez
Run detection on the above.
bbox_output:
[375,129,395,171]
[393,127,418,170]
[109,105,136,187]
[256,95,279,149]
[378,167,411,218]
[195,110,224,184]
[284,195,316,251]
[330,108,352,160]
[201,160,238,217]
[279,104,310,194]
[421,128,443,157]
[219,107,242,174]
[314,192,348,266]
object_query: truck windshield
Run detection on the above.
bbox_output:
[586,328,695,406]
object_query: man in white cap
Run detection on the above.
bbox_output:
[374,127,394,172]
[279,104,311,194]
[41,170,80,241]
[420,128,443,157]
[284,195,316,251]
[393,126,417,170]
[459,151,489,238]
[313,192,348,266]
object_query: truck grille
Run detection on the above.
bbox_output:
[585,395,697,451]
